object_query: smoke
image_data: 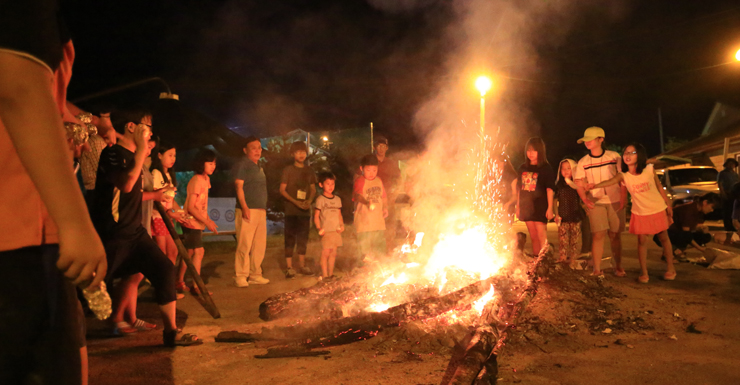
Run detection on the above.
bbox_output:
[404,0,629,244]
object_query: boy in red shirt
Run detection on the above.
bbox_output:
[354,154,388,263]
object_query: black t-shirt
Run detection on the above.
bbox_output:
[91,145,145,240]
[0,0,69,71]
[517,163,555,219]
[670,202,704,232]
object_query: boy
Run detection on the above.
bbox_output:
[280,141,317,278]
[655,193,719,257]
[573,126,627,276]
[314,172,344,280]
[91,110,200,346]
[354,154,388,263]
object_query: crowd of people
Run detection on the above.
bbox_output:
[510,126,721,284]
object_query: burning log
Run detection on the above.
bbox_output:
[439,246,553,385]
[246,274,514,348]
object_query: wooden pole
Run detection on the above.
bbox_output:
[154,202,221,319]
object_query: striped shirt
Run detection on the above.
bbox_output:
[575,150,622,204]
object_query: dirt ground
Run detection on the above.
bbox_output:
[87,223,740,385]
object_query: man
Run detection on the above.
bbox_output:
[717,158,739,233]
[233,136,269,287]
[91,110,200,347]
[372,136,401,251]
[574,127,628,276]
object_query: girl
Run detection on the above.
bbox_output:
[554,159,583,268]
[150,142,188,296]
[588,143,676,283]
[180,149,219,295]
[516,137,555,255]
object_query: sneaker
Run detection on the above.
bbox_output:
[285,268,296,279]
[249,276,270,285]
[234,276,249,288]
[298,266,314,276]
[131,319,157,331]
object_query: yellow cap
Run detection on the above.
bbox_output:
[577,126,605,144]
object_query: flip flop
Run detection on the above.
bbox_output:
[663,271,677,281]
[163,331,203,347]
[131,319,157,331]
[614,269,626,277]
[590,270,604,278]
[637,275,649,284]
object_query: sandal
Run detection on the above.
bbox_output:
[163,330,203,347]
[191,285,213,296]
[614,268,626,277]
[590,270,604,277]
[663,271,677,281]
[112,321,137,335]
[176,282,190,294]
[637,275,649,284]
[131,319,157,331]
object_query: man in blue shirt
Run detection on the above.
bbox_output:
[233,136,269,287]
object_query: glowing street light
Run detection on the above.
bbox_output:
[736,48,740,61]
[475,76,492,142]
[475,76,492,97]
[322,136,329,142]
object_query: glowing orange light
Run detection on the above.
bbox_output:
[475,76,492,96]
[736,48,740,61]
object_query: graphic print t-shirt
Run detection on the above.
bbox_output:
[92,145,144,241]
[316,194,343,232]
[353,177,386,233]
[518,163,555,199]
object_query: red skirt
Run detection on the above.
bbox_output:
[629,211,669,235]
[151,217,169,237]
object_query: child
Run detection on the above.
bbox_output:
[655,193,719,256]
[554,159,583,268]
[314,172,345,279]
[354,154,388,263]
[151,142,188,294]
[180,149,219,295]
[516,137,555,255]
[574,126,627,277]
[588,143,676,283]
[280,141,317,278]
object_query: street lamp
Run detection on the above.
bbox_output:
[475,76,492,141]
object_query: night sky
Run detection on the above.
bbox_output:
[63,0,740,164]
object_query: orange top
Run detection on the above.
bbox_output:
[0,40,74,252]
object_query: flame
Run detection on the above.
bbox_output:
[424,227,506,284]
[381,272,408,287]
[368,303,391,312]
[472,285,495,315]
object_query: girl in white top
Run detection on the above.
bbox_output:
[150,142,188,295]
[588,143,676,283]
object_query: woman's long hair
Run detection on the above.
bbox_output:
[524,137,549,167]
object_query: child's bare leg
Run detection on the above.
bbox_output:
[657,230,675,274]
[525,221,541,255]
[155,235,167,255]
[298,254,306,268]
[608,230,623,271]
[534,222,548,255]
[166,234,178,266]
[637,235,648,278]
[328,249,336,276]
[178,249,194,284]
[320,249,329,277]
[111,273,143,324]
[591,230,607,273]
[192,247,205,275]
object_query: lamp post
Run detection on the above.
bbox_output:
[475,76,492,144]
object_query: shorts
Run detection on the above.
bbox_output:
[151,217,169,237]
[181,226,203,249]
[284,215,310,258]
[321,231,343,249]
[358,230,386,258]
[104,231,177,305]
[629,211,670,235]
[0,245,84,385]
[587,203,625,233]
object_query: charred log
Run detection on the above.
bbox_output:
[439,246,553,385]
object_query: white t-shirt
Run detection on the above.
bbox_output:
[575,150,622,204]
[622,164,666,215]
[151,169,175,219]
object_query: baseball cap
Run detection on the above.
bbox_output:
[577,126,605,144]
[374,136,388,147]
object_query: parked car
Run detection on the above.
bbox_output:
[654,164,719,206]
